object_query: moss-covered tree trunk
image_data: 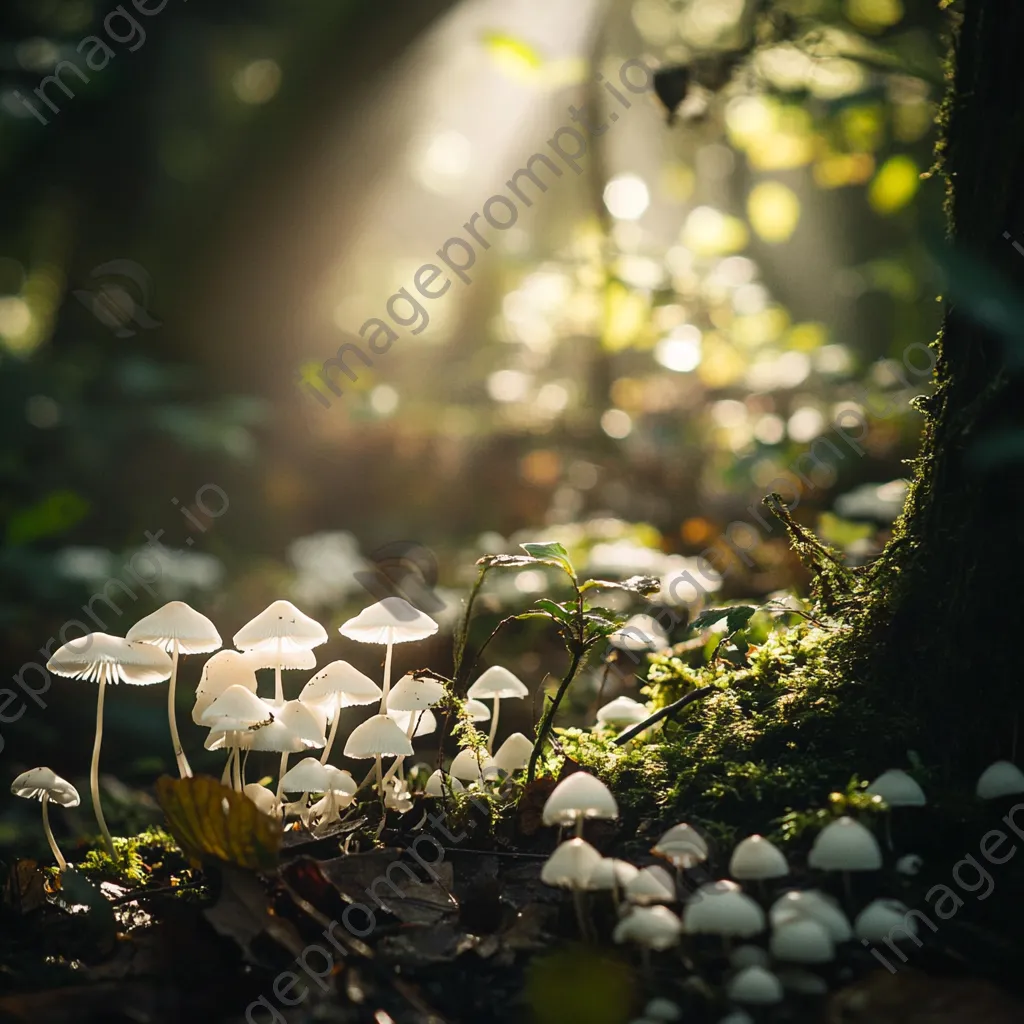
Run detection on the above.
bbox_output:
[852,0,1024,778]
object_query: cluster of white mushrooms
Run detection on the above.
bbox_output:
[536,764,1024,1021]
[10,595,539,864]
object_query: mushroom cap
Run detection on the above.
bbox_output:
[424,769,465,797]
[466,666,529,700]
[726,966,784,1005]
[300,661,382,711]
[279,756,329,793]
[244,647,317,671]
[540,837,603,889]
[683,882,766,937]
[588,857,640,891]
[608,614,668,652]
[465,699,491,722]
[624,865,676,904]
[233,600,327,654]
[542,771,619,826]
[777,970,829,996]
[11,767,80,807]
[654,822,708,858]
[896,853,923,876]
[595,695,650,728]
[769,890,852,942]
[193,650,259,723]
[867,769,926,807]
[854,898,915,942]
[449,746,494,781]
[267,700,327,746]
[729,834,789,880]
[612,905,683,950]
[492,732,534,774]
[242,783,282,818]
[730,944,771,970]
[769,917,835,963]
[343,714,415,758]
[339,597,438,645]
[201,685,275,729]
[976,760,1024,800]
[644,998,682,1023]
[46,632,173,685]
[126,601,222,654]
[807,816,882,871]
[324,766,357,796]
[387,707,437,737]
[388,673,446,711]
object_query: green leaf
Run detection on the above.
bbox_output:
[533,599,576,625]
[6,490,90,545]
[689,605,756,636]
[521,541,570,561]
[581,575,661,596]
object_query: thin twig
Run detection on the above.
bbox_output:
[614,685,716,746]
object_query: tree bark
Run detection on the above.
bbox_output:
[852,0,1024,777]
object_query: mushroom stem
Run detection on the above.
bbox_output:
[234,742,243,792]
[91,675,115,858]
[574,816,585,838]
[221,750,233,787]
[276,752,290,799]
[572,887,595,942]
[487,696,501,753]
[168,640,192,779]
[379,644,394,712]
[274,637,283,704]
[375,754,384,797]
[41,794,67,871]
[320,693,342,765]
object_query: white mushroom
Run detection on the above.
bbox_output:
[46,633,172,856]
[683,882,766,938]
[194,650,258,723]
[339,597,438,712]
[612,905,683,950]
[541,772,618,835]
[449,746,495,782]
[424,769,464,797]
[243,782,282,819]
[343,713,414,797]
[770,917,835,963]
[725,966,783,1005]
[644,997,682,1022]
[464,699,491,722]
[233,600,327,703]
[201,684,276,791]
[541,837,603,938]
[730,834,788,881]
[608,614,668,652]
[854,898,916,942]
[11,767,80,870]
[279,756,329,795]
[807,817,882,871]
[466,666,529,752]
[866,769,926,807]
[299,660,382,765]
[625,865,676,905]
[491,732,534,775]
[653,822,709,869]
[976,760,1024,800]
[595,695,651,731]
[588,857,639,906]
[769,890,852,942]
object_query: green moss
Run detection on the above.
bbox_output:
[559,622,914,842]
[78,826,185,887]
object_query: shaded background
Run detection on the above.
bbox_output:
[0,0,945,852]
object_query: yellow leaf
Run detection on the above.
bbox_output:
[481,31,544,80]
[747,182,801,243]
[155,775,282,872]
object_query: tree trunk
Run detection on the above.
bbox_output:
[852,0,1024,777]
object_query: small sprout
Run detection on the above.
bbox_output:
[11,768,80,871]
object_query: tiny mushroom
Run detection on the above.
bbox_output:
[867,769,926,807]
[725,966,784,1006]
[769,889,852,942]
[612,905,683,951]
[465,699,492,722]
[769,917,835,963]
[11,767,80,871]
[644,998,682,1022]
[854,898,917,943]
[256,700,326,797]
[588,857,639,906]
[492,732,534,775]
[595,695,651,731]
[339,597,438,711]
[343,713,414,797]
[683,881,766,939]
[127,601,221,779]
[243,783,282,819]
[729,834,788,881]
[976,760,1024,800]
[653,822,709,869]
[424,769,465,797]
[625,865,676,905]
[808,816,882,871]
[233,599,328,703]
[279,756,329,796]
[542,771,619,836]
[201,684,275,791]
[466,666,529,752]
[608,614,669,653]
[299,660,382,765]
[308,766,358,827]
[47,633,173,856]
[541,837,603,939]
[382,672,446,783]
[449,746,495,782]
[194,650,258,723]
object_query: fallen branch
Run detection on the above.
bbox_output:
[613,685,716,746]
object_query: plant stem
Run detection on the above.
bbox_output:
[276,751,289,799]
[487,696,501,753]
[527,646,585,783]
[168,640,191,779]
[380,643,394,711]
[613,685,716,746]
[41,794,66,871]
[234,742,243,791]
[91,675,115,858]
[320,693,341,764]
